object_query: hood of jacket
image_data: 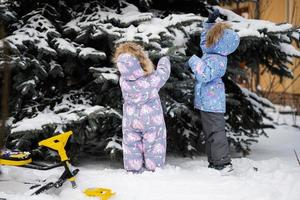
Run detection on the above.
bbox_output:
[117,53,144,81]
[201,28,240,56]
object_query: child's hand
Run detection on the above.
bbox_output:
[207,9,220,23]
[166,46,178,56]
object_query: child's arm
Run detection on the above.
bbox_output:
[188,55,226,83]
[207,9,220,23]
[149,56,171,89]
[200,8,219,50]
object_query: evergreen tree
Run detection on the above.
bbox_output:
[0,0,299,163]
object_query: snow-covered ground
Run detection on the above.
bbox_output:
[1,113,300,200]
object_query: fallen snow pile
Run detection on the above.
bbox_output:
[1,157,300,200]
[1,122,300,200]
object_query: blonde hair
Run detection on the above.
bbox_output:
[206,23,232,48]
[113,42,154,75]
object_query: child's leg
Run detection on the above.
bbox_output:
[122,128,144,172]
[200,111,231,166]
[143,125,166,171]
[205,138,213,165]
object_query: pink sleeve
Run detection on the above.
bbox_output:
[149,56,171,89]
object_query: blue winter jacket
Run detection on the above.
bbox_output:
[188,22,240,113]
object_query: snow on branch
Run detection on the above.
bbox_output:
[6,14,59,56]
[63,3,201,54]
[78,47,106,62]
[9,91,118,134]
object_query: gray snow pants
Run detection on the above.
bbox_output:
[200,111,231,166]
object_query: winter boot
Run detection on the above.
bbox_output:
[208,163,214,168]
[209,163,234,175]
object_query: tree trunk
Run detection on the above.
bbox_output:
[0,25,10,149]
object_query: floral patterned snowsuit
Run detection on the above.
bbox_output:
[117,53,170,172]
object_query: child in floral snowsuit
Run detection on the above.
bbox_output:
[114,42,171,173]
[186,9,240,172]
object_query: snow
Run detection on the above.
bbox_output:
[78,47,106,61]
[63,3,200,54]
[18,80,36,88]
[248,125,300,164]
[217,6,293,33]
[215,5,300,58]
[237,29,262,38]
[120,4,153,25]
[53,38,77,57]
[100,73,119,83]
[9,93,102,133]
[4,1,298,65]
[89,67,119,84]
[241,88,274,109]
[10,112,62,133]
[1,2,300,199]
[161,13,202,27]
[1,112,300,200]
[89,67,118,74]
[280,43,300,57]
[172,29,188,53]
[8,91,122,137]
[64,3,152,32]
[6,14,59,56]
[273,104,298,113]
[116,13,201,48]
[105,136,122,152]
[292,32,299,40]
[63,19,82,35]
[82,106,106,116]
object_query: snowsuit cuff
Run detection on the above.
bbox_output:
[188,55,198,68]
[203,22,215,29]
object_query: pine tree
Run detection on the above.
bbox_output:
[0,0,299,163]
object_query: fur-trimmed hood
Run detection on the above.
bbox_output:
[114,42,154,80]
[201,23,240,56]
[116,53,145,81]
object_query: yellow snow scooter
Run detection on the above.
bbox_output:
[0,131,115,199]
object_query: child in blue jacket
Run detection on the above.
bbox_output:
[186,9,240,172]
